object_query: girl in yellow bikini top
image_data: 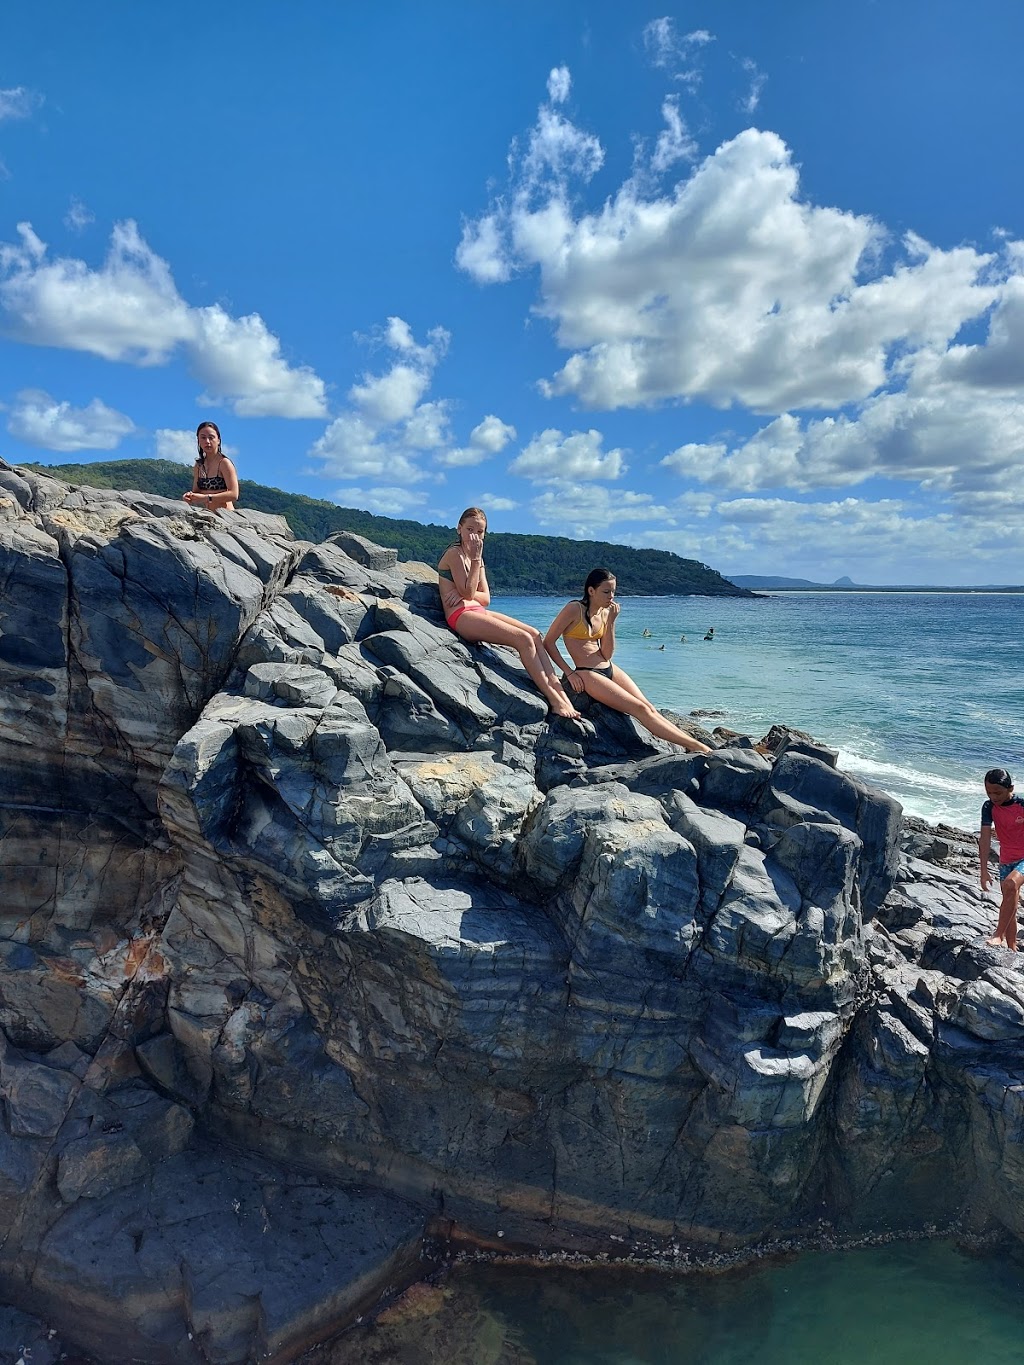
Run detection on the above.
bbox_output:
[563,605,607,641]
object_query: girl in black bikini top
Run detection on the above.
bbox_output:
[183,421,239,511]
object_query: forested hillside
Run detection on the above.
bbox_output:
[25,459,751,598]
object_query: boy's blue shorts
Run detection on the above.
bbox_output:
[998,859,1024,881]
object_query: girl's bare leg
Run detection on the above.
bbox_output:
[994,872,1023,950]
[483,610,567,685]
[608,664,649,703]
[455,611,580,718]
[576,670,710,752]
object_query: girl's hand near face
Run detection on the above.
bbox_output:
[608,601,621,621]
[464,531,484,561]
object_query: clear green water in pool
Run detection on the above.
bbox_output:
[323,1240,1024,1364]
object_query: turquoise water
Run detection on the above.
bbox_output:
[456,1241,1024,1364]
[324,1240,1024,1364]
[497,591,1024,830]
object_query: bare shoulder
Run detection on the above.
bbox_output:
[550,599,578,627]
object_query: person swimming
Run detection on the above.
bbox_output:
[704,627,715,641]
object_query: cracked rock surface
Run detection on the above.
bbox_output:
[1,460,1020,1362]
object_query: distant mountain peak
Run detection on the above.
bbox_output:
[832,575,856,587]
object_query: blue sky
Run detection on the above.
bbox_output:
[2,1,1022,584]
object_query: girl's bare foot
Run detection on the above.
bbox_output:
[548,691,581,719]
[985,935,1006,947]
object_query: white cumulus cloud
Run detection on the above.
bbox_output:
[456,73,603,287]
[155,428,202,464]
[529,482,671,537]
[660,339,1024,498]
[310,318,507,489]
[454,213,510,285]
[510,427,627,483]
[469,414,516,453]
[7,389,135,452]
[459,102,1002,416]
[438,414,517,468]
[0,221,327,418]
[336,485,429,516]
[191,304,326,418]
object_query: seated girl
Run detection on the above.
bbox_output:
[437,507,579,720]
[183,421,239,511]
[544,568,711,753]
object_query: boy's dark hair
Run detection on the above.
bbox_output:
[985,767,1013,788]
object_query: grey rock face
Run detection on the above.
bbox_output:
[0,460,1019,1359]
[32,1149,425,1365]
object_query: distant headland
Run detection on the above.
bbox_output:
[729,573,1024,593]
[25,458,753,599]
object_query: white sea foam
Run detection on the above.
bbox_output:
[837,751,978,827]
[839,753,974,796]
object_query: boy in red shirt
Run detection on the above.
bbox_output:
[980,767,1024,951]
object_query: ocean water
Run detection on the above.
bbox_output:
[497,591,1024,831]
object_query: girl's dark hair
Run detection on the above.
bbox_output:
[580,568,614,624]
[453,506,486,545]
[985,767,1013,788]
[195,421,222,463]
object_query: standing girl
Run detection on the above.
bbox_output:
[543,569,711,753]
[980,767,1024,951]
[183,421,239,511]
[437,507,579,720]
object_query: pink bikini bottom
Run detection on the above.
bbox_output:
[446,602,486,631]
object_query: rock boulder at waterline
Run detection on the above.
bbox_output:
[0,457,1020,1362]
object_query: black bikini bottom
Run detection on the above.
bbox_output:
[573,662,613,679]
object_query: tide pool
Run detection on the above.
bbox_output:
[322,1239,1024,1364]
[496,590,1024,830]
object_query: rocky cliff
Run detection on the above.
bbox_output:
[1,459,1022,1365]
